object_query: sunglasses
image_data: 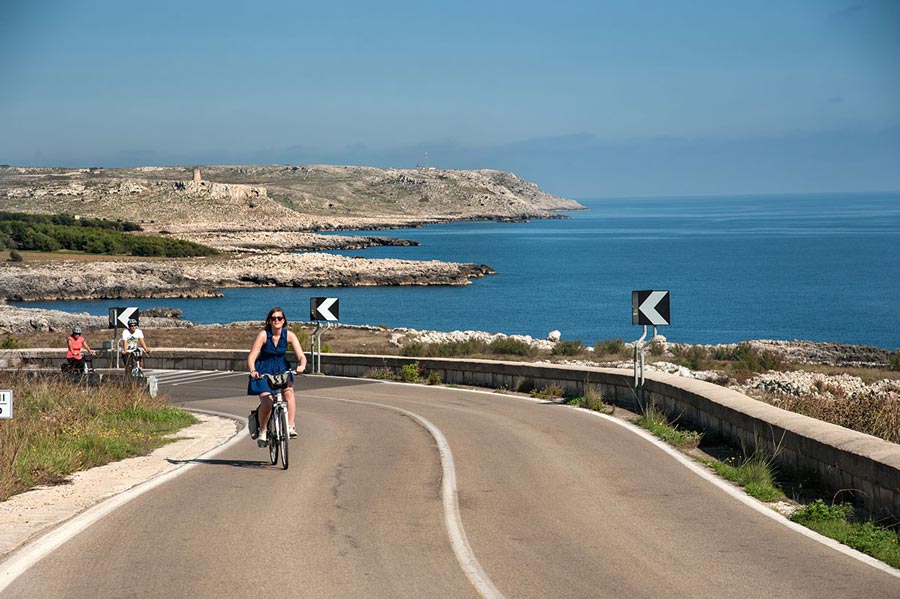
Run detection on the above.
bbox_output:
[270,316,285,321]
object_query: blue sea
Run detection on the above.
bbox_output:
[15,193,900,349]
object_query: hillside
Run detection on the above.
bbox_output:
[0,165,583,233]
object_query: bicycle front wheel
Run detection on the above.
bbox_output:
[268,411,279,465]
[279,409,289,470]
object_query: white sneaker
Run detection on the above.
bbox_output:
[257,430,267,446]
[288,425,298,438]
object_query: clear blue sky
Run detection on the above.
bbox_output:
[2,0,898,198]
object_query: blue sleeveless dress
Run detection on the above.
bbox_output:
[247,328,294,395]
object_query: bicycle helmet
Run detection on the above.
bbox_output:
[72,326,82,335]
[127,318,138,327]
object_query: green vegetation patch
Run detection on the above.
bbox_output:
[0,211,218,257]
[636,404,703,449]
[0,373,196,501]
[790,500,900,569]
[566,384,612,413]
[551,339,586,356]
[698,453,783,502]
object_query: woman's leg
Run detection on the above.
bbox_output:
[284,387,296,426]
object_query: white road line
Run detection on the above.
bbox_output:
[0,409,245,594]
[168,371,242,386]
[311,395,506,599]
[147,370,203,383]
[153,370,239,385]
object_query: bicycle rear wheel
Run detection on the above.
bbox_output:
[279,409,289,470]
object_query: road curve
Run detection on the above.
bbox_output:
[3,372,899,598]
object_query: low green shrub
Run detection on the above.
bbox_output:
[568,384,611,413]
[672,345,710,371]
[0,335,27,349]
[636,404,702,449]
[401,361,421,383]
[552,339,585,356]
[790,500,900,568]
[701,453,783,502]
[489,337,536,356]
[594,338,626,357]
[889,351,900,372]
[731,342,784,373]
[530,384,565,400]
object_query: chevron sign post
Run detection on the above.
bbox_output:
[309,297,339,374]
[631,290,670,412]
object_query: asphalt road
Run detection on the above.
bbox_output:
[4,371,899,598]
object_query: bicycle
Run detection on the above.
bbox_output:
[61,355,98,386]
[259,371,294,470]
[124,348,147,385]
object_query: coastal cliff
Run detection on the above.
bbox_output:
[0,164,583,233]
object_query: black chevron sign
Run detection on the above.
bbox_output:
[310,297,340,321]
[632,290,670,326]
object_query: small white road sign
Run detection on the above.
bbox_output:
[632,290,670,326]
[0,390,12,419]
[310,297,340,321]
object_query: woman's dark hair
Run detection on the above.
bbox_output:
[265,307,288,332]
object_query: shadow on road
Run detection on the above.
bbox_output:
[167,458,269,468]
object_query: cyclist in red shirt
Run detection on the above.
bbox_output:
[66,326,95,371]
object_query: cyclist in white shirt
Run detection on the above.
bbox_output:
[121,318,151,370]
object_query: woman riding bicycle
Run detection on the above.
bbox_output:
[248,307,307,445]
[66,326,95,371]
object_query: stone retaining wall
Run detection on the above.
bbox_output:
[3,348,898,520]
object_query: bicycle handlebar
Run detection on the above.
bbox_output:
[260,370,298,389]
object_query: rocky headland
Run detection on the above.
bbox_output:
[0,163,579,300]
[0,164,583,233]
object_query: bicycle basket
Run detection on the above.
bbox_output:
[265,372,291,388]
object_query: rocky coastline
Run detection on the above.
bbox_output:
[0,254,494,302]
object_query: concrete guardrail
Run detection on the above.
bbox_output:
[2,347,898,521]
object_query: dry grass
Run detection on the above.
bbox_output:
[0,372,194,501]
[761,389,900,444]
